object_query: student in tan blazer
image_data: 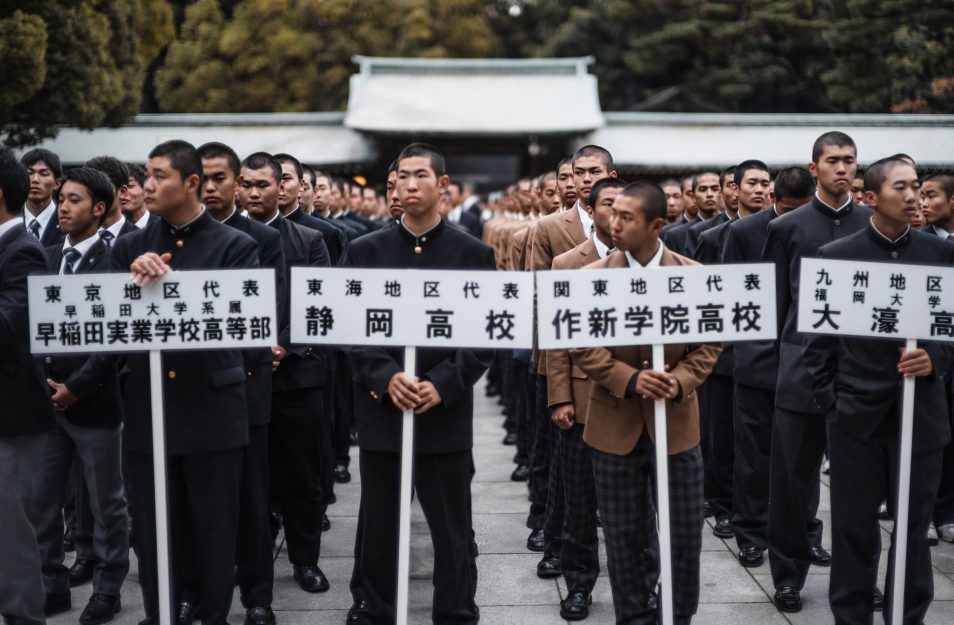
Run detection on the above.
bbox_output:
[572,181,720,625]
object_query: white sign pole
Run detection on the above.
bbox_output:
[652,343,675,625]
[149,349,172,625]
[890,337,917,625]
[396,345,417,625]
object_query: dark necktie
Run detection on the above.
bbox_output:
[63,248,81,275]
[28,219,41,239]
[99,229,115,247]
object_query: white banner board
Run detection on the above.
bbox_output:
[536,263,776,349]
[290,268,534,349]
[798,258,954,340]
[29,269,277,354]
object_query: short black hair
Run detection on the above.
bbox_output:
[61,167,115,224]
[589,178,628,209]
[863,157,913,193]
[396,143,446,177]
[721,166,737,188]
[313,169,331,183]
[273,153,303,181]
[21,148,63,180]
[692,171,720,191]
[922,174,954,199]
[621,181,667,222]
[773,167,815,202]
[85,156,129,193]
[572,145,614,171]
[812,131,856,163]
[126,162,146,187]
[197,142,240,176]
[448,180,462,192]
[659,178,680,190]
[0,147,30,215]
[302,164,316,187]
[733,160,770,186]
[148,140,203,192]
[557,155,574,170]
[387,160,398,175]
[889,153,916,167]
[332,177,347,194]
[241,152,283,183]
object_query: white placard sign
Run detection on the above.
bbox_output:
[798,258,954,340]
[29,269,277,354]
[290,267,534,349]
[536,263,776,349]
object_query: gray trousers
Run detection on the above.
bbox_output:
[0,433,46,624]
[31,414,129,596]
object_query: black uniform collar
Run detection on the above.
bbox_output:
[163,208,211,237]
[865,219,911,251]
[398,216,445,250]
[810,194,853,219]
[223,208,241,226]
[265,211,284,231]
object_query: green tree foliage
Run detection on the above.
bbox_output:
[0,1,174,147]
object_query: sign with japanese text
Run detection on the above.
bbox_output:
[536,263,776,349]
[29,269,277,354]
[798,258,954,340]
[290,268,534,348]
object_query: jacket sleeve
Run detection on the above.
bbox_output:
[570,346,638,400]
[760,222,790,341]
[0,242,47,345]
[670,343,722,403]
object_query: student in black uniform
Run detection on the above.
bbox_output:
[346,143,494,625]
[723,167,815,568]
[21,148,65,247]
[762,132,868,613]
[113,140,260,625]
[804,157,954,625]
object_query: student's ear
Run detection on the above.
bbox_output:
[609,170,618,179]
[864,189,878,208]
[185,173,201,197]
[92,200,106,220]
[807,161,818,177]
[438,174,450,193]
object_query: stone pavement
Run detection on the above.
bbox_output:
[52,382,954,625]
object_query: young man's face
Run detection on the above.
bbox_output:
[57,180,103,237]
[27,160,59,206]
[775,193,813,215]
[299,175,315,212]
[721,172,739,211]
[448,185,462,207]
[120,176,145,216]
[693,173,722,215]
[238,166,282,221]
[516,180,533,214]
[349,186,362,211]
[661,184,682,222]
[810,145,857,199]
[313,176,332,213]
[865,164,919,226]
[329,183,343,211]
[589,186,623,240]
[201,157,237,213]
[277,162,301,210]
[735,168,771,213]
[396,156,447,219]
[144,156,196,218]
[681,178,695,211]
[557,162,578,207]
[610,194,664,254]
[850,176,865,204]
[541,178,561,214]
[572,155,613,206]
[920,179,953,227]
[386,170,403,218]
[361,188,377,216]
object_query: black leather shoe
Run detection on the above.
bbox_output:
[347,599,368,624]
[269,511,282,542]
[526,529,546,552]
[503,432,518,446]
[703,500,714,518]
[536,555,562,578]
[809,545,832,567]
[349,431,358,446]
[44,591,70,617]
[560,590,592,620]
[595,509,602,528]
[80,593,121,625]
[329,492,337,505]
[177,601,200,625]
[511,464,530,481]
[712,517,734,539]
[873,588,884,612]
[69,559,96,587]
[64,527,75,552]
[244,606,275,625]
[773,586,802,613]
[334,463,351,483]
[322,513,331,531]
[738,545,764,568]
[293,564,330,592]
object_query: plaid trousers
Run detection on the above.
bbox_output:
[560,424,600,593]
[591,433,704,624]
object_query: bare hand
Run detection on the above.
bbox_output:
[635,370,679,401]
[48,379,78,409]
[130,252,172,286]
[414,380,442,414]
[551,404,575,429]
[387,372,421,412]
[271,345,287,372]
[898,347,933,378]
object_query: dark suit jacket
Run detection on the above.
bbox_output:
[224,211,286,425]
[110,210,260,455]
[36,211,66,247]
[803,225,954,453]
[315,214,352,264]
[722,207,780,390]
[346,219,495,454]
[0,223,56,437]
[761,196,871,414]
[270,213,331,394]
[283,206,342,266]
[686,212,730,259]
[694,216,738,376]
[660,215,700,257]
[42,241,123,428]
